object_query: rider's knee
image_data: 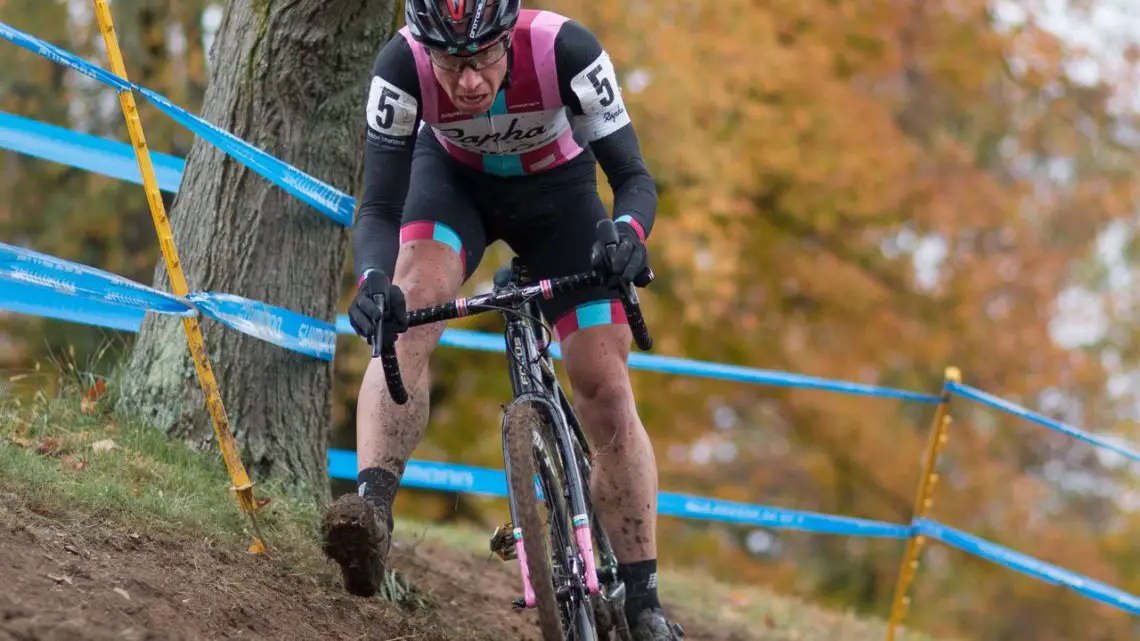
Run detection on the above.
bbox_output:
[393,240,465,311]
[576,371,634,410]
[565,325,635,402]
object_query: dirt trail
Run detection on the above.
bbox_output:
[0,495,750,641]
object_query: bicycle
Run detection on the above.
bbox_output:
[370,219,654,641]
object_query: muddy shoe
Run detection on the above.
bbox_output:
[630,607,685,641]
[321,494,391,597]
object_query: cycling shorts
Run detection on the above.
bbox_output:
[399,128,627,341]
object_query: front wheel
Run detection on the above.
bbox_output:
[504,400,600,641]
[504,401,564,640]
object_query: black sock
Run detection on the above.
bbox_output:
[356,467,398,532]
[618,559,661,623]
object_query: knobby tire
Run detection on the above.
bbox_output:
[506,402,564,641]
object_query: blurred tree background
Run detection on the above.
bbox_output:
[3,0,1140,639]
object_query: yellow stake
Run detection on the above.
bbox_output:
[91,0,268,555]
[885,366,960,640]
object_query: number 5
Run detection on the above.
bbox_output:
[586,63,614,107]
[374,87,400,129]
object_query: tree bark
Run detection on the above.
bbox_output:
[119,0,399,499]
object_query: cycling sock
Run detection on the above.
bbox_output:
[618,559,661,623]
[356,467,397,533]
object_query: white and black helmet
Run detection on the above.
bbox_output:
[405,0,521,53]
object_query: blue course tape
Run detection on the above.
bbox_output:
[0,244,338,361]
[328,448,910,537]
[657,492,910,538]
[426,326,941,405]
[136,87,356,227]
[0,112,185,192]
[0,23,130,91]
[625,353,941,403]
[188,292,336,362]
[948,382,1140,465]
[0,22,356,227]
[0,279,150,332]
[914,518,1140,615]
[0,242,194,316]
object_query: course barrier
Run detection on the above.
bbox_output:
[2,15,1139,638]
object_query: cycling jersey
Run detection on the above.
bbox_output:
[353,10,657,284]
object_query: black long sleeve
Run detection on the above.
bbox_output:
[353,35,423,282]
[555,20,658,240]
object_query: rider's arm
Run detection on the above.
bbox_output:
[555,20,658,242]
[354,35,423,283]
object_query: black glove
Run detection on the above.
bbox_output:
[591,221,653,288]
[348,269,408,348]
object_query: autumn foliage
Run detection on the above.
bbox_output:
[3,1,1140,639]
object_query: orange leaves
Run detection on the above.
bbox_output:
[80,378,107,414]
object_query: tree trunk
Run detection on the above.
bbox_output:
[119,0,399,499]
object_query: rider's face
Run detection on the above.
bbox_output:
[430,37,510,115]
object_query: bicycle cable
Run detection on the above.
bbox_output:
[473,296,557,390]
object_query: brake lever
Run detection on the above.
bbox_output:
[370,293,384,358]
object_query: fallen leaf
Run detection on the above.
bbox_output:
[765,614,776,628]
[131,488,143,496]
[36,437,63,457]
[91,439,117,454]
[83,379,107,402]
[113,587,130,600]
[46,573,72,585]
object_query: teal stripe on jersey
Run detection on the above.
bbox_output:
[481,90,525,177]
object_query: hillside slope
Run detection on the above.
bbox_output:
[0,386,936,641]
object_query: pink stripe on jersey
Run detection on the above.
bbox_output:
[527,11,569,110]
[399,28,440,123]
[555,126,581,160]
[504,11,543,110]
[519,126,583,173]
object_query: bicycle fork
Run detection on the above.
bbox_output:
[498,396,601,609]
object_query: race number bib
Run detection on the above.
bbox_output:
[366,76,418,138]
[569,51,630,141]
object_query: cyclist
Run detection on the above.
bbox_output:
[322,1,683,638]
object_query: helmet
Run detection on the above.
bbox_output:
[405,0,521,53]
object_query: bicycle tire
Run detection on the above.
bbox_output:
[505,402,564,641]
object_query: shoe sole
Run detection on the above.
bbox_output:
[321,495,389,598]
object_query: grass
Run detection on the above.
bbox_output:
[0,358,941,641]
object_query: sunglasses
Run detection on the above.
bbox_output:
[427,36,510,72]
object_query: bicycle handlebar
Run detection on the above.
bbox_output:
[371,219,654,405]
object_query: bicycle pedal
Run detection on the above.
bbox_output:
[489,521,517,561]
